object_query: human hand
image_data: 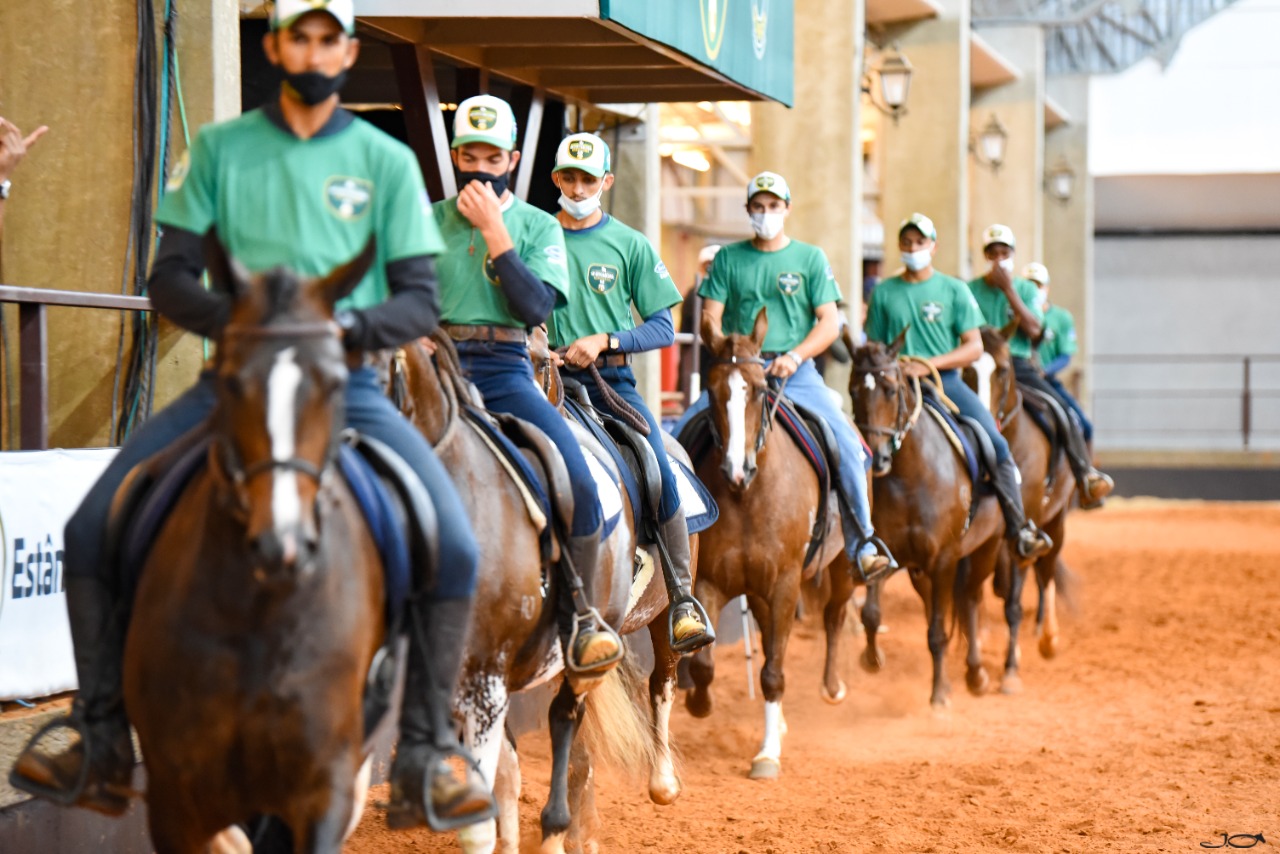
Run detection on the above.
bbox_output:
[419,336,438,355]
[0,118,49,184]
[901,360,932,379]
[456,178,506,233]
[549,349,565,367]
[564,333,609,368]
[767,352,800,379]
[987,262,1014,293]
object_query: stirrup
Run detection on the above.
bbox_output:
[387,746,498,833]
[566,608,624,675]
[9,715,134,812]
[853,535,900,584]
[668,594,715,655]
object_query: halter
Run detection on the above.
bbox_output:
[853,359,923,455]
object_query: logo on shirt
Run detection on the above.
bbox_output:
[586,264,619,295]
[1044,329,1056,342]
[482,252,500,287]
[655,261,670,280]
[324,176,373,221]
[166,149,191,193]
[545,245,566,267]
[921,301,943,323]
[468,106,498,131]
[568,139,595,160]
[777,271,803,296]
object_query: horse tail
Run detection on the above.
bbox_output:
[949,555,971,644]
[579,650,662,784]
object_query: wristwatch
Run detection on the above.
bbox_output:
[0,180,11,201]
[334,310,357,335]
[608,334,621,351]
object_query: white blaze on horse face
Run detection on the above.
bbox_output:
[267,347,304,543]
[972,352,996,413]
[725,369,749,482]
[863,372,876,392]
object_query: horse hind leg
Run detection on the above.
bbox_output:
[492,729,521,854]
[457,674,512,854]
[1000,554,1029,696]
[859,579,886,673]
[647,617,682,805]
[540,679,586,854]
[820,560,854,704]
[961,557,990,697]
[1037,555,1063,660]
[566,734,600,854]
[926,560,956,711]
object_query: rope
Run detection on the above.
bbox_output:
[584,362,650,436]
[900,355,959,415]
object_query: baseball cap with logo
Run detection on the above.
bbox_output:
[982,223,1017,250]
[747,171,792,204]
[271,0,355,35]
[553,133,611,178]
[452,95,519,151]
[898,212,937,242]
[1022,262,1050,286]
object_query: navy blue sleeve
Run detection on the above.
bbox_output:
[616,307,674,354]
[491,248,560,326]
[1042,353,1071,376]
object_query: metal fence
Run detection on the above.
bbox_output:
[1091,353,1280,451]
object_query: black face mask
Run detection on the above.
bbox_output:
[456,169,511,198]
[283,69,348,106]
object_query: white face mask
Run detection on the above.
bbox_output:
[558,187,603,221]
[749,211,786,240]
[902,249,932,272]
[1032,288,1048,310]
[995,257,1015,273]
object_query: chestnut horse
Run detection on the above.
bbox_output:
[124,242,384,852]
[963,324,1075,692]
[850,332,1005,708]
[390,333,657,854]
[682,310,859,780]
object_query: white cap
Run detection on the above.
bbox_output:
[1022,262,1050,285]
[452,95,518,151]
[553,133,611,178]
[271,0,355,35]
[982,223,1017,250]
[899,212,937,241]
[746,171,791,203]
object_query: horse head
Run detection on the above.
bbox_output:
[851,326,909,477]
[702,308,770,489]
[527,324,565,408]
[206,231,376,584]
[964,321,1017,425]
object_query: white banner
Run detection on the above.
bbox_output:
[0,449,117,701]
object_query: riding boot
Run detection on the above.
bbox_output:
[991,457,1053,560]
[9,576,135,815]
[1062,422,1113,510]
[559,525,624,676]
[387,596,497,832]
[836,494,896,583]
[654,507,714,654]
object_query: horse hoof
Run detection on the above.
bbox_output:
[820,679,847,705]
[210,827,252,854]
[748,757,781,780]
[966,667,990,696]
[1001,672,1024,695]
[684,689,713,719]
[539,831,568,854]
[1038,634,1058,659]
[860,647,885,673]
[648,775,682,806]
[929,697,952,718]
[457,819,498,854]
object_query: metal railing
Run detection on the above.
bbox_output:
[0,285,153,451]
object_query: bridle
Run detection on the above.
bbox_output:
[853,359,923,455]
[704,353,785,456]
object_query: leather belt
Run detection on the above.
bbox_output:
[443,323,528,344]
[594,353,632,368]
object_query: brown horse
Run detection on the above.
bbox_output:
[390,333,657,854]
[963,324,1075,692]
[124,242,384,852]
[682,310,857,779]
[850,332,1005,708]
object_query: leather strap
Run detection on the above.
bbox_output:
[443,323,528,344]
[593,353,632,368]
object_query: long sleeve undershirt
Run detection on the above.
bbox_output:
[1042,353,1071,377]
[616,307,674,353]
[490,248,560,326]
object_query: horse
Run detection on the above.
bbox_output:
[389,332,657,854]
[123,240,385,853]
[849,331,1006,708]
[963,324,1075,692]
[682,309,860,780]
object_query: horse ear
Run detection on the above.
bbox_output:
[999,318,1020,341]
[202,227,250,299]
[315,237,378,308]
[700,310,725,353]
[887,323,910,358]
[750,308,769,350]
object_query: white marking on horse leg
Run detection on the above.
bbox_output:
[209,826,252,854]
[457,677,508,854]
[753,700,785,762]
[343,755,374,842]
[648,678,681,804]
[725,369,749,482]
[973,352,995,413]
[493,733,522,854]
[266,346,303,548]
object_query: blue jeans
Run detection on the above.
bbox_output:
[1045,374,1093,443]
[566,364,679,522]
[676,359,876,561]
[455,341,603,537]
[939,369,1012,463]
[65,368,479,600]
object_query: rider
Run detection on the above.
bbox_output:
[970,226,1112,509]
[10,0,495,829]
[865,214,1052,559]
[1023,261,1094,445]
[676,171,894,580]
[432,97,624,675]
[545,132,713,653]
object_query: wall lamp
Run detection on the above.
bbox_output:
[971,114,1008,173]
[862,44,914,124]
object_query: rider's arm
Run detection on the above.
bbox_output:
[615,307,674,353]
[790,302,840,362]
[1002,281,1043,342]
[340,254,441,351]
[700,298,725,337]
[148,226,232,338]
[490,249,560,325]
[927,328,984,371]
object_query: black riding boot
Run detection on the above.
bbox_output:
[992,457,1053,560]
[386,597,496,832]
[654,507,714,654]
[9,576,135,815]
[1062,422,1114,509]
[559,525,623,676]
[836,493,896,583]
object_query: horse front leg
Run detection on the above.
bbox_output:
[492,729,521,854]
[1000,552,1028,695]
[926,559,956,710]
[859,578,885,673]
[961,555,990,696]
[820,559,855,704]
[456,674,511,854]
[565,735,599,854]
[749,578,799,780]
[1036,514,1067,660]
[685,580,726,719]
[291,753,361,854]
[539,679,585,854]
[647,613,682,805]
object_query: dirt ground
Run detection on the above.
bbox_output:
[349,500,1280,853]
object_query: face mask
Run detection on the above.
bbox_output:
[558,187,603,220]
[749,212,786,240]
[282,69,348,106]
[457,169,511,198]
[1033,289,1048,310]
[902,249,932,272]
[995,258,1015,273]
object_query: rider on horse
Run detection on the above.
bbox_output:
[677,171,894,580]
[866,214,1053,559]
[432,97,624,675]
[10,0,495,829]
[546,132,714,653]
[1022,261,1095,447]
[969,226,1112,509]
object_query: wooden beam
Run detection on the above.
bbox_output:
[536,67,711,87]
[421,18,630,46]
[580,85,765,102]
[485,45,680,70]
[389,44,456,202]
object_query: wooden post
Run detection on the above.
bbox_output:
[390,44,457,202]
[18,302,47,450]
[513,86,546,202]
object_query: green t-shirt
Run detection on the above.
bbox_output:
[433,195,570,328]
[966,275,1044,360]
[548,215,681,348]
[156,108,442,312]
[1038,304,1078,366]
[866,272,986,359]
[698,239,841,353]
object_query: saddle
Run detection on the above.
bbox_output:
[919,384,995,527]
[1019,386,1069,488]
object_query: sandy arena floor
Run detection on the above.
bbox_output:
[349,500,1280,853]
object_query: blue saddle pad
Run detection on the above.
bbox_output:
[563,397,640,540]
[922,395,981,485]
[769,394,831,489]
[461,405,553,522]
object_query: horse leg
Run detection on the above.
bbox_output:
[540,679,585,854]
[566,734,599,854]
[685,582,726,719]
[646,615,682,805]
[820,561,854,704]
[492,728,521,854]
[146,791,209,854]
[1000,553,1028,695]
[859,578,885,673]
[456,676,511,854]
[749,581,798,780]
[289,756,360,854]
[927,559,956,710]
[962,556,990,696]
[1036,514,1067,660]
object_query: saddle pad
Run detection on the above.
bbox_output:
[769,392,829,487]
[563,397,643,532]
[583,449,625,538]
[121,438,211,596]
[460,406,552,525]
[922,395,980,485]
[671,455,718,534]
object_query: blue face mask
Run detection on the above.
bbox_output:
[902,249,932,272]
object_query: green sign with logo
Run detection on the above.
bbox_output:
[600,0,794,106]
